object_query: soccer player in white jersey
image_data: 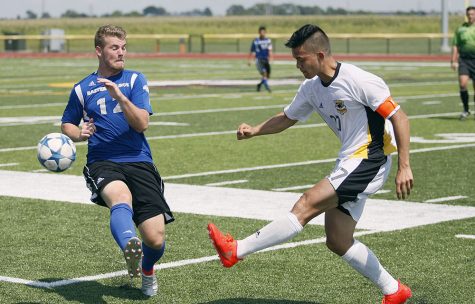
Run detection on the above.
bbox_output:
[61,25,174,296]
[208,24,413,304]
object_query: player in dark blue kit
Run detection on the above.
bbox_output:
[61,25,174,297]
[248,26,273,92]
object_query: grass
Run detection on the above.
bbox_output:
[0,56,474,303]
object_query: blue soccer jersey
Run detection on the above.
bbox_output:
[250,37,272,60]
[61,70,153,164]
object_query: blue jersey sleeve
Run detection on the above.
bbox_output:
[250,40,256,53]
[130,73,152,115]
[61,87,84,125]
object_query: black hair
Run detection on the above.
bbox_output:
[285,24,331,54]
[258,26,266,32]
[467,6,475,13]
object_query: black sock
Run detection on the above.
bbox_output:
[460,90,469,112]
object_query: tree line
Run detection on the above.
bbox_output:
[20,3,432,20]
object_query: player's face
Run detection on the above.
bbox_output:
[467,9,475,24]
[259,29,266,38]
[96,36,127,72]
[292,46,320,79]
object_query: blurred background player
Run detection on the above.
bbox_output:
[61,25,174,297]
[208,24,413,304]
[451,6,475,120]
[248,25,273,92]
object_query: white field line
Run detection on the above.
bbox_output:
[0,86,458,111]
[0,102,65,110]
[205,179,248,186]
[375,189,391,194]
[272,184,314,192]
[0,163,18,167]
[164,158,337,180]
[0,110,462,153]
[0,230,378,288]
[155,104,286,116]
[423,196,468,203]
[0,123,326,153]
[148,122,190,126]
[455,234,475,239]
[163,142,475,180]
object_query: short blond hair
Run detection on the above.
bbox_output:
[94,25,127,48]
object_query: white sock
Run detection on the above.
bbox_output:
[237,212,303,259]
[342,240,399,295]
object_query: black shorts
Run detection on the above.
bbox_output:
[83,161,174,226]
[458,57,475,79]
[256,58,271,76]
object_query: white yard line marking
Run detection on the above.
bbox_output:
[422,101,442,105]
[0,230,377,288]
[163,143,475,180]
[0,163,18,167]
[0,103,65,110]
[0,111,469,153]
[375,189,391,194]
[148,122,190,126]
[205,179,248,186]
[424,196,468,203]
[455,234,475,239]
[156,104,286,116]
[272,184,314,192]
[164,158,336,180]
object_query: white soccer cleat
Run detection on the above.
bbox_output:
[460,111,471,120]
[141,272,158,297]
[123,237,142,278]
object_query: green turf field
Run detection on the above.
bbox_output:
[0,56,474,303]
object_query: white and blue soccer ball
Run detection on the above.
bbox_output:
[37,133,76,172]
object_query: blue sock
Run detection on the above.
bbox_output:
[262,79,270,90]
[142,241,166,275]
[110,203,136,251]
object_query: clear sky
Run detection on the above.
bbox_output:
[0,0,470,19]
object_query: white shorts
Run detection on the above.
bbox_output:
[326,156,392,222]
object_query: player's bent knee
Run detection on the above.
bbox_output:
[143,234,165,250]
[325,236,353,256]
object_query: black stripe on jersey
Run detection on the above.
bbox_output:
[365,106,386,160]
[321,62,341,87]
[335,156,387,205]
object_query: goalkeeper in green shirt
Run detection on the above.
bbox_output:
[451,6,475,120]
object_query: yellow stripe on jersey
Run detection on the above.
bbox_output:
[351,132,371,159]
[383,129,397,155]
[351,129,396,158]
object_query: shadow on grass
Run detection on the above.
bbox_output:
[29,279,148,304]
[198,299,320,304]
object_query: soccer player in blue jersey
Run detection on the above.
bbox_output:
[248,26,273,92]
[61,25,174,297]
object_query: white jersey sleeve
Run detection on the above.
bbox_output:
[284,81,314,121]
[352,67,400,119]
[356,72,391,111]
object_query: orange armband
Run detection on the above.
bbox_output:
[376,96,400,119]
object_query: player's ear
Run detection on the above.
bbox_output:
[95,46,102,57]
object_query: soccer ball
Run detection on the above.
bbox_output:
[37,133,76,172]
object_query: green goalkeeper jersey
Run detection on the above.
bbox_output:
[453,22,475,58]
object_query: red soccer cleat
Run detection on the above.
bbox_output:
[382,280,412,304]
[207,223,241,268]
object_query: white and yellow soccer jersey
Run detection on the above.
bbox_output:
[284,62,399,160]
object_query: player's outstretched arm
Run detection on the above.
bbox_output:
[237,112,297,140]
[389,109,414,199]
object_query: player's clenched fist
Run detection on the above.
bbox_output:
[237,123,255,140]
